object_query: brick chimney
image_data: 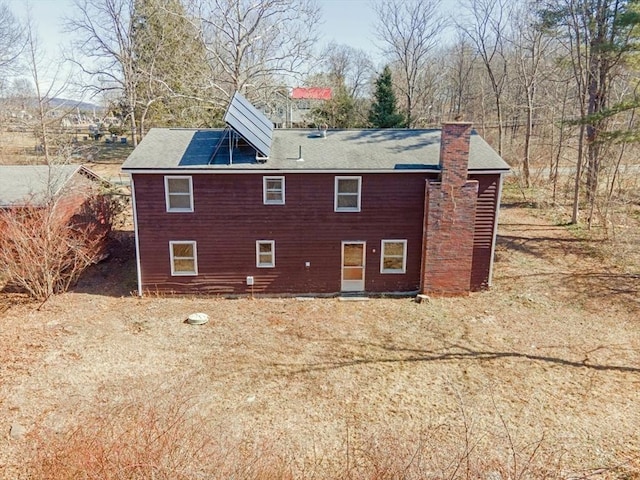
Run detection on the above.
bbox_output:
[440,122,472,188]
[420,122,479,295]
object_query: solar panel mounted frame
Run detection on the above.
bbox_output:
[223,91,274,158]
[208,127,231,164]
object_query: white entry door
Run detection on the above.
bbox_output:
[341,242,366,292]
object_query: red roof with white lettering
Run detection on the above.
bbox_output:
[290,87,332,100]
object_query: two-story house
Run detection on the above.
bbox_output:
[122,92,510,297]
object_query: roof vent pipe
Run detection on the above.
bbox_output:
[297,145,304,162]
[321,123,328,138]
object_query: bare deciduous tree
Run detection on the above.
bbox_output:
[322,42,375,99]
[24,14,75,164]
[374,0,446,128]
[509,0,555,188]
[0,1,24,75]
[543,0,634,225]
[191,0,321,104]
[66,0,140,144]
[0,181,122,302]
[446,32,477,119]
[457,0,512,155]
[302,43,375,127]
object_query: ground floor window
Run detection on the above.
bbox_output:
[380,240,407,274]
[256,240,275,268]
[169,241,197,275]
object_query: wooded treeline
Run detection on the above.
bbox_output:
[2,0,640,228]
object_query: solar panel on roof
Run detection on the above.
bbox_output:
[223,91,273,157]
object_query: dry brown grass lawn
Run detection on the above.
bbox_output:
[0,202,639,478]
[0,129,134,179]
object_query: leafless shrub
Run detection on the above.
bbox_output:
[31,402,208,479]
[29,395,294,480]
[26,382,639,480]
[28,399,570,480]
[0,187,124,302]
[347,422,560,480]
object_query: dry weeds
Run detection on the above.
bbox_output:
[0,203,639,479]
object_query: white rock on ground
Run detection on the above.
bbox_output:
[9,423,26,440]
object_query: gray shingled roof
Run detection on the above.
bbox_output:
[122,127,510,172]
[0,165,92,207]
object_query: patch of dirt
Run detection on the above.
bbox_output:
[496,205,640,313]
[0,205,639,478]
[0,129,133,180]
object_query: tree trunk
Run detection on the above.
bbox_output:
[553,82,569,204]
[522,87,533,188]
[571,122,586,225]
[129,79,139,146]
[129,113,138,147]
[495,92,503,156]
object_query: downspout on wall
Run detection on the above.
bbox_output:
[129,175,143,297]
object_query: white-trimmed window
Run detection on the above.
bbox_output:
[165,176,193,212]
[169,241,198,276]
[335,176,361,212]
[263,176,285,205]
[256,240,275,268]
[380,240,407,274]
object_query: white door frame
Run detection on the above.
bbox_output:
[341,241,366,292]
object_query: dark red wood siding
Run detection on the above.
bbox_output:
[469,173,501,291]
[132,171,502,295]
[133,172,434,295]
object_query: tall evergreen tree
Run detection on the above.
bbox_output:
[132,0,214,131]
[368,66,405,128]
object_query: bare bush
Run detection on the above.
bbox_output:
[26,393,576,480]
[0,187,124,301]
[29,397,294,480]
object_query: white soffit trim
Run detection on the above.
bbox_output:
[122,168,509,175]
[122,168,445,175]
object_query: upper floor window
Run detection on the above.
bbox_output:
[335,176,361,212]
[263,176,285,205]
[380,240,407,274]
[256,240,275,268]
[169,241,198,276]
[165,176,193,212]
